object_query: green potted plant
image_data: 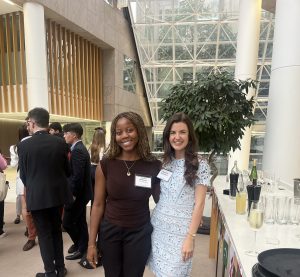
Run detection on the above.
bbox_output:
[161,71,257,185]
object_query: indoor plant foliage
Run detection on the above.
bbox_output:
[161,71,257,184]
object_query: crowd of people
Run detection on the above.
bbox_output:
[0,107,210,277]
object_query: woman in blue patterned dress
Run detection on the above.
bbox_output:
[148,112,210,277]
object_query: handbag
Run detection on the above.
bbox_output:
[0,172,9,201]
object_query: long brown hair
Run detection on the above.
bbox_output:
[14,123,29,152]
[90,127,106,163]
[162,112,199,186]
[106,112,155,161]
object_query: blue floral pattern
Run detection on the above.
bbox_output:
[148,158,210,277]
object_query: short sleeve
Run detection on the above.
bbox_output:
[196,159,210,186]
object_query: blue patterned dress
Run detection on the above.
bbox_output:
[148,158,210,277]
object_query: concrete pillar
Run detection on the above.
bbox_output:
[23,2,48,109]
[263,0,300,184]
[228,0,261,172]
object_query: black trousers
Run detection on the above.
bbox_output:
[62,199,88,253]
[31,206,64,275]
[100,219,153,277]
[0,200,4,231]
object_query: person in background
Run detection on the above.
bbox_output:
[49,122,64,139]
[18,107,71,277]
[62,123,92,261]
[89,127,106,207]
[87,112,161,277]
[0,149,8,238]
[10,123,37,251]
[77,127,107,269]
[148,112,210,277]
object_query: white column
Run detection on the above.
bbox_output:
[263,0,300,184]
[228,0,261,172]
[23,2,48,109]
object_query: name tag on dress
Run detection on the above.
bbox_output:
[157,169,172,181]
[135,174,152,189]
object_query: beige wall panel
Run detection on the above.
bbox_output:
[68,31,74,117]
[5,14,14,112]
[11,13,21,112]
[47,20,55,113]
[0,17,8,113]
[57,25,65,115]
[52,22,60,115]
[19,13,27,111]
[14,0,151,125]
[71,32,77,117]
[63,27,69,116]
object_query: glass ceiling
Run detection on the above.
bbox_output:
[128,0,274,135]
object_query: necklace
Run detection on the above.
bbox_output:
[123,160,137,176]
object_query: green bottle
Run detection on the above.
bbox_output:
[249,159,258,186]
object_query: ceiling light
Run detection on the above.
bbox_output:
[3,0,15,5]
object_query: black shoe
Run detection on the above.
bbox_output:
[65,250,83,260]
[67,244,78,254]
[56,267,67,277]
[23,239,36,251]
[14,216,21,224]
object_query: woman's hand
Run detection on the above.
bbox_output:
[181,235,195,262]
[86,245,98,269]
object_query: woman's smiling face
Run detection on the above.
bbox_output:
[115,117,139,153]
[169,122,189,158]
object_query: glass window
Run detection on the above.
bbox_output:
[157,83,173,98]
[175,45,193,60]
[197,44,216,60]
[218,43,236,59]
[175,67,193,81]
[157,45,173,61]
[123,55,136,93]
[157,67,173,82]
[197,24,217,42]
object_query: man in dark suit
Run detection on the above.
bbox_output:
[62,123,92,260]
[18,107,71,277]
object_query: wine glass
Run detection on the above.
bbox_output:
[245,200,264,256]
[241,170,251,187]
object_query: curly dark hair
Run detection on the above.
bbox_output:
[162,112,199,186]
[106,112,155,161]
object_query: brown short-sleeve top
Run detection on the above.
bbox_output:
[100,158,161,228]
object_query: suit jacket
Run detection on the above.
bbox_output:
[69,141,92,203]
[18,130,72,211]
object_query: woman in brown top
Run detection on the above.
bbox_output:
[87,112,161,277]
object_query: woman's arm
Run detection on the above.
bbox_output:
[181,184,207,262]
[87,164,106,268]
[0,154,7,171]
[151,160,162,203]
[9,145,18,168]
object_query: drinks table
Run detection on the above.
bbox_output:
[209,176,300,277]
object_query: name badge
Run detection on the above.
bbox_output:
[157,169,172,182]
[135,174,152,189]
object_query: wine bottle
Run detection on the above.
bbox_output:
[229,160,239,198]
[250,159,258,186]
[231,160,239,174]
